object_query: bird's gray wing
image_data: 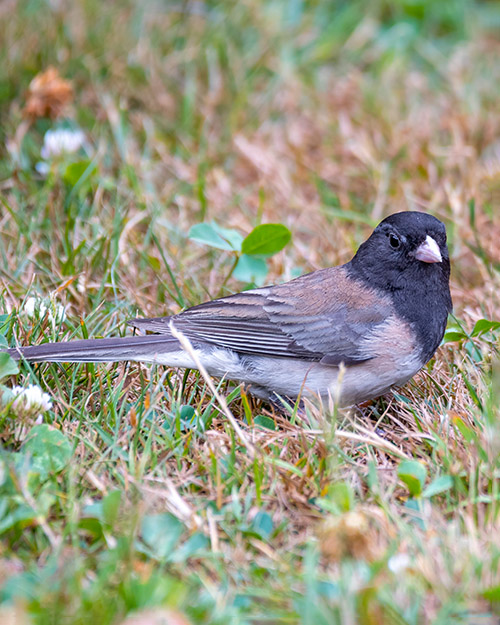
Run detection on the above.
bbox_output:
[129,266,393,365]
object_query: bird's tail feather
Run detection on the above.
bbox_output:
[6,335,181,364]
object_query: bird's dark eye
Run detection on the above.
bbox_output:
[388,233,401,249]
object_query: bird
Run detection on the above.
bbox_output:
[5,211,452,407]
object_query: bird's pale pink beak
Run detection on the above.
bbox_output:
[415,235,442,263]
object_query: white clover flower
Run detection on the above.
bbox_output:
[77,273,87,294]
[3,384,52,420]
[40,128,86,160]
[24,296,48,319]
[35,161,50,176]
[388,552,411,574]
[24,296,66,324]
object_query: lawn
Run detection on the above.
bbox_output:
[1,1,500,623]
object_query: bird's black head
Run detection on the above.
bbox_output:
[351,211,450,293]
[349,211,452,362]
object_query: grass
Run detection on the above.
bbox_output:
[1,0,500,623]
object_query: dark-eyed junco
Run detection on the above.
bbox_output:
[6,211,452,406]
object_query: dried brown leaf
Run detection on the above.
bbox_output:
[24,66,73,120]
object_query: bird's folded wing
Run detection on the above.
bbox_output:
[129,266,392,365]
